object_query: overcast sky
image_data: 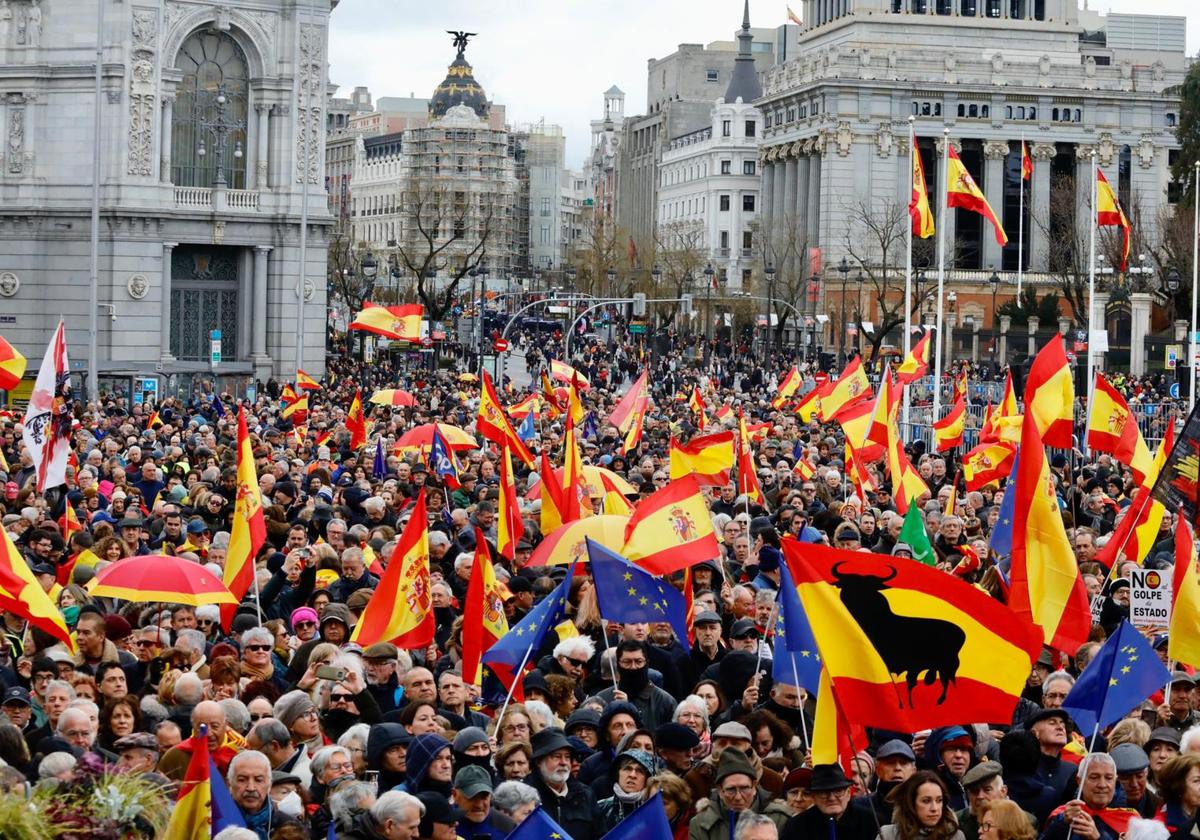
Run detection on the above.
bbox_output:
[327,0,1197,171]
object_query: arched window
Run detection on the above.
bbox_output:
[172,29,249,189]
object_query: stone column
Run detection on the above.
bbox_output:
[795,155,810,252]
[982,141,1009,270]
[970,320,980,363]
[252,246,272,357]
[1027,316,1039,356]
[160,243,176,362]
[1176,320,1189,342]
[772,155,786,253]
[1075,144,1096,252]
[1130,292,1153,375]
[1030,143,1055,272]
[999,314,1011,362]
[160,96,174,183]
[782,155,798,281]
[807,151,821,251]
[761,159,776,256]
[255,103,271,190]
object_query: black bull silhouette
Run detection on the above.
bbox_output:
[830,562,967,707]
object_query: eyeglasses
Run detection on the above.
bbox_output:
[566,658,589,668]
[980,822,994,832]
[295,621,316,629]
[300,709,320,720]
[502,723,530,733]
[197,620,213,628]
[245,645,272,653]
[327,760,354,773]
[135,640,160,648]
[721,785,754,797]
[330,694,353,703]
[249,713,272,722]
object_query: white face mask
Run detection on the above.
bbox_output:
[276,791,303,818]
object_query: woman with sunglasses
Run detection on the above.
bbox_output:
[240,627,289,694]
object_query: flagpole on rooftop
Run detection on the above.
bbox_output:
[903,117,914,443]
[933,127,949,423]
[1086,149,1098,442]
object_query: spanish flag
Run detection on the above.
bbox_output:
[146,410,163,430]
[689,385,707,418]
[819,357,873,422]
[1088,373,1154,486]
[1095,424,1172,570]
[1169,520,1200,669]
[845,441,878,498]
[783,541,1041,732]
[947,145,1008,246]
[999,369,1019,418]
[952,369,968,405]
[623,394,648,455]
[1021,140,1033,181]
[886,401,929,514]
[496,444,524,560]
[296,368,320,391]
[737,411,767,506]
[550,359,591,389]
[566,374,586,426]
[352,490,435,648]
[933,396,966,452]
[221,408,266,628]
[1024,338,1075,449]
[540,372,563,419]
[0,527,75,652]
[349,301,423,341]
[507,394,540,422]
[539,451,569,535]
[773,367,802,410]
[795,388,821,424]
[1097,169,1131,272]
[909,139,935,239]
[865,366,900,452]
[58,503,83,539]
[813,668,867,774]
[280,394,308,424]
[838,399,885,464]
[670,430,735,486]
[1010,411,1092,651]
[561,412,587,523]
[347,389,367,450]
[479,372,535,467]
[0,333,26,391]
[461,531,509,686]
[608,371,648,431]
[623,474,720,575]
[962,441,1017,490]
[979,403,997,444]
[896,329,932,385]
[162,724,213,840]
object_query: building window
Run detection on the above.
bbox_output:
[1167,113,1178,127]
[707,69,719,82]
[787,108,795,122]
[721,160,732,174]
[743,160,756,175]
[742,230,753,249]
[743,194,756,212]
[720,231,730,248]
[745,120,756,137]
[1169,149,1182,204]
[540,225,550,245]
[169,246,240,361]
[720,194,731,211]
[172,30,249,188]
[722,120,731,137]
[986,0,1001,16]
[541,197,551,216]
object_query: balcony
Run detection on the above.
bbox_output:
[174,186,261,212]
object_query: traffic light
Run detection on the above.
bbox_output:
[632,293,647,317]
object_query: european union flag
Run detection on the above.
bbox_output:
[517,410,536,444]
[587,539,690,651]
[598,792,670,840]
[503,805,574,840]
[483,556,579,695]
[429,427,460,489]
[372,437,386,479]
[773,559,821,692]
[211,394,227,418]
[1062,619,1173,734]
[208,757,246,834]
[988,454,1021,559]
[583,411,599,441]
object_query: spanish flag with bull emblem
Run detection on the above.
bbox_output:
[783,541,1041,732]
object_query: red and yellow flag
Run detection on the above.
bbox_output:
[608,371,648,431]
[352,490,434,648]
[896,330,931,385]
[540,372,563,419]
[508,393,540,421]
[58,503,83,539]
[933,396,966,452]
[813,668,867,775]
[461,532,509,686]
[1097,169,1131,272]
[623,474,720,575]
[1010,411,1092,651]
[296,368,320,391]
[1021,141,1033,181]
[962,441,1017,490]
[819,357,873,422]
[772,367,802,410]
[146,410,163,430]
[1088,373,1154,486]
[550,359,591,389]
[347,388,367,450]
[947,145,1008,246]
[561,411,587,523]
[0,333,26,391]
[539,451,568,535]
[784,541,1041,732]
[496,444,524,560]
[865,366,900,452]
[737,411,767,506]
[221,407,266,628]
[1024,338,1075,449]
[669,430,735,486]
[1095,424,1172,570]
[999,370,1019,418]
[479,372,535,467]
[886,402,929,514]
[795,388,821,424]
[0,527,75,651]
[845,441,878,498]
[349,301,423,341]
[566,374,586,426]
[162,724,212,840]
[1170,520,1200,669]
[837,400,885,464]
[623,394,648,455]
[909,139,936,239]
[280,394,308,424]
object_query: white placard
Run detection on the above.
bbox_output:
[1129,568,1172,629]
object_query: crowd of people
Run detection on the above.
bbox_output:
[0,334,1196,840]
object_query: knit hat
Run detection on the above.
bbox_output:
[452,727,489,753]
[616,748,657,778]
[405,733,452,788]
[714,747,756,785]
[758,544,783,573]
[273,691,316,730]
[290,606,318,629]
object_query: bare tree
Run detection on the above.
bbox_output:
[327,222,376,314]
[758,212,812,351]
[567,210,625,298]
[1146,201,1194,320]
[654,221,708,325]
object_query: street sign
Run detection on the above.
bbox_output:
[1130,568,1172,630]
[1166,345,1181,370]
[1171,382,1181,399]
[814,372,830,387]
[210,330,221,369]
[421,336,434,348]
[493,338,509,352]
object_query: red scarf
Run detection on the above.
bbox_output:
[1048,802,1138,835]
[177,729,246,775]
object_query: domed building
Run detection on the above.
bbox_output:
[429,32,490,120]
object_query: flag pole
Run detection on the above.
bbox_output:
[1018,133,1026,299]
[933,128,950,423]
[790,655,811,750]
[1087,149,1098,448]
[1191,159,1198,413]
[494,643,534,725]
[600,621,621,694]
[903,116,915,444]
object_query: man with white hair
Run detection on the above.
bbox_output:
[174,627,209,679]
[57,706,96,753]
[331,546,378,602]
[350,790,424,839]
[536,635,596,686]
[159,700,244,782]
[228,750,299,837]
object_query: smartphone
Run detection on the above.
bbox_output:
[1140,707,1159,727]
[315,665,347,682]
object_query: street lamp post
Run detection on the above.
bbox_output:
[836,257,850,364]
[195,85,244,188]
[946,290,958,374]
[807,272,821,363]
[989,269,1000,357]
[606,267,616,299]
[703,263,715,363]
[853,269,864,359]
[765,262,777,355]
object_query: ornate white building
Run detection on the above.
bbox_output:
[0,0,334,397]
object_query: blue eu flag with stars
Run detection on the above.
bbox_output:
[587,539,690,651]
[597,792,671,840]
[988,454,1020,560]
[503,805,575,840]
[517,410,536,444]
[1062,619,1173,734]
[773,558,822,692]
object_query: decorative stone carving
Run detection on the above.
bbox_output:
[1137,135,1156,169]
[875,124,894,158]
[789,140,804,157]
[214,5,231,32]
[1031,142,1057,162]
[990,53,1006,86]
[0,2,11,52]
[943,53,957,86]
[296,24,324,184]
[858,47,874,80]
[0,271,18,297]
[1097,133,1115,167]
[886,49,899,81]
[983,140,1010,160]
[25,0,39,47]
[1119,60,1133,91]
[127,9,158,177]
[834,121,852,157]
[127,273,149,300]
[296,276,315,301]
[1076,144,1096,163]
[934,136,960,156]
[6,93,23,174]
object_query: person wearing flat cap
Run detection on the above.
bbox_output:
[955,761,1035,840]
[780,764,877,840]
[688,747,792,840]
[1109,743,1160,818]
[1162,672,1199,734]
[526,728,603,840]
[850,739,916,825]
